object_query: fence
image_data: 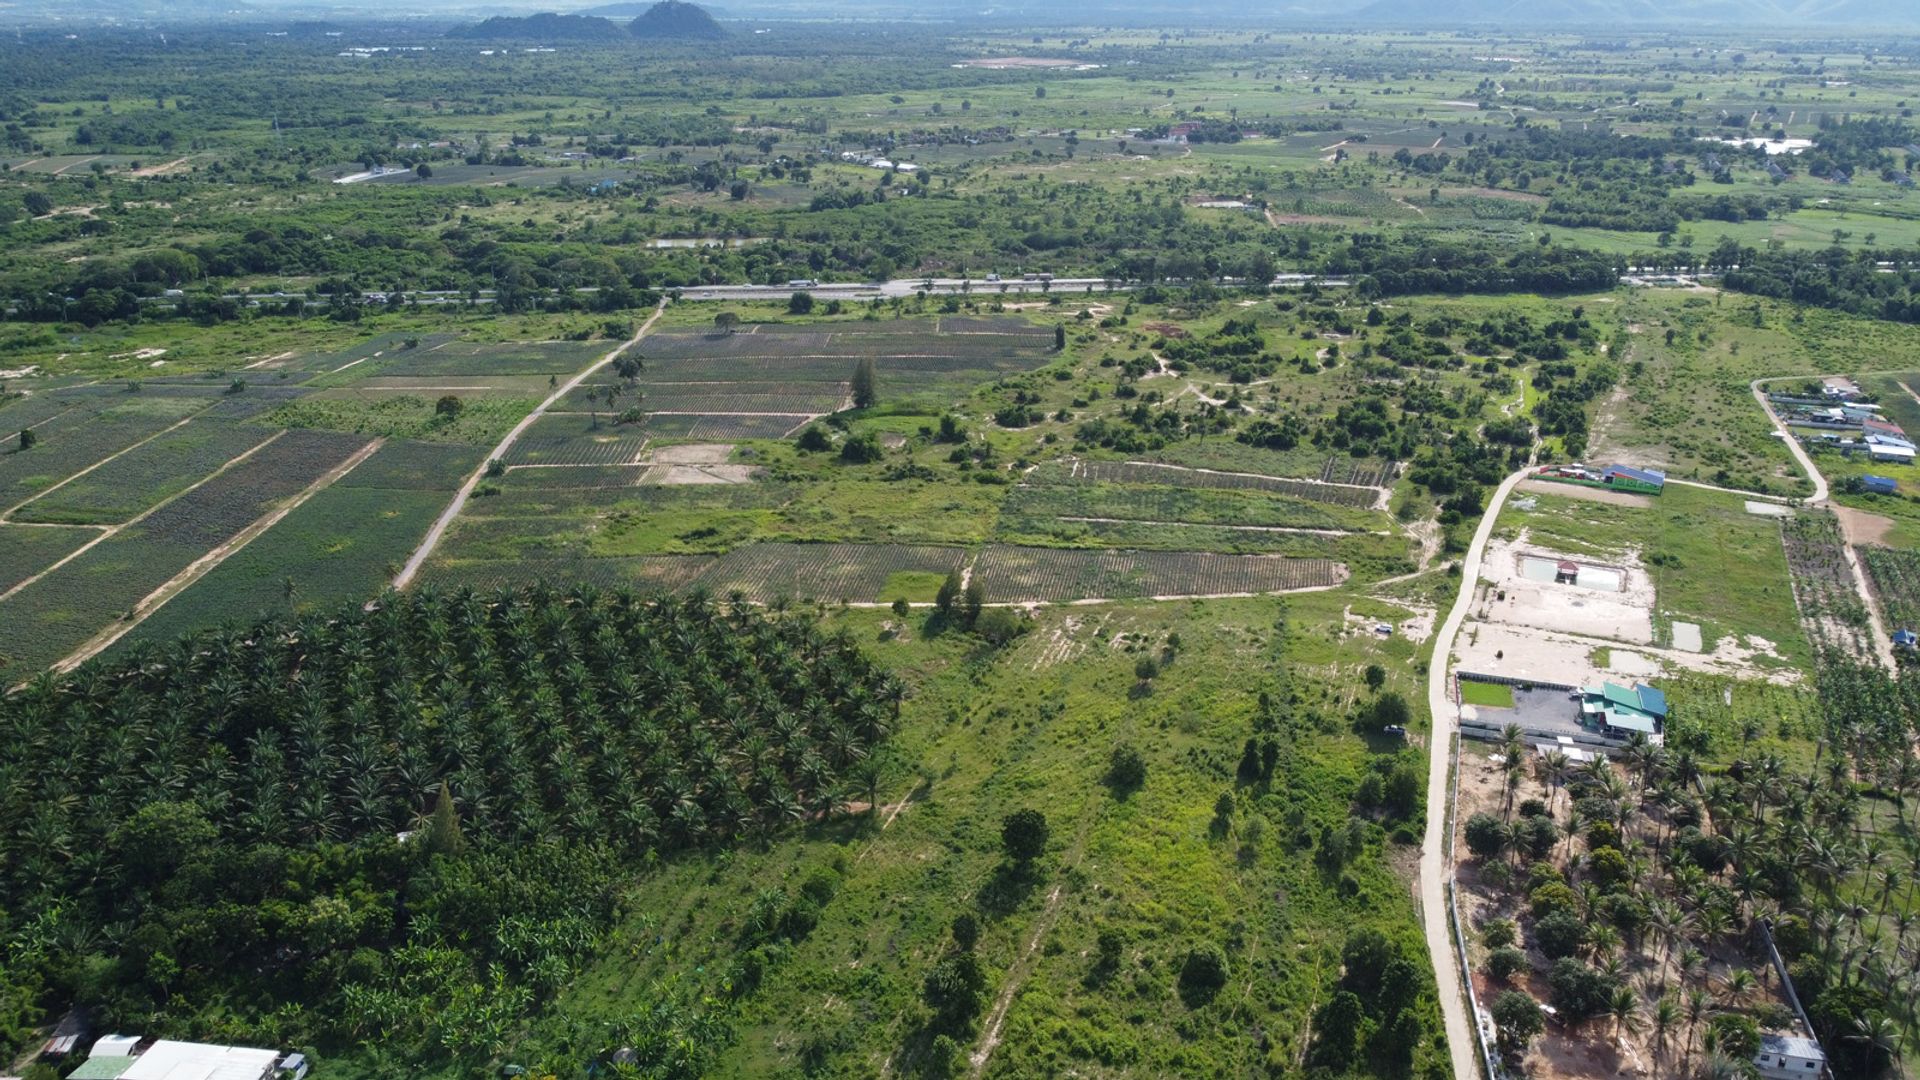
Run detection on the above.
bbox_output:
[1757,919,1832,1080]
[1444,730,1502,1080]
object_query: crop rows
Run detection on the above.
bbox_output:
[427,554,716,594]
[507,435,648,467]
[994,515,1336,556]
[1002,480,1347,530]
[1320,457,1394,488]
[0,524,94,594]
[1862,546,1920,638]
[935,316,1057,337]
[500,464,646,489]
[971,546,1346,602]
[639,413,805,440]
[1053,459,1382,508]
[335,440,482,491]
[118,486,454,649]
[281,332,458,374]
[0,398,210,511]
[1779,510,1874,655]
[389,339,604,376]
[0,430,372,676]
[617,388,849,414]
[686,542,965,603]
[13,420,273,526]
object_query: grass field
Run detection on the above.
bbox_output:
[1458,680,1515,708]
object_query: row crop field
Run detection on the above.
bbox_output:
[634,413,804,440]
[686,542,965,603]
[12,420,274,526]
[1863,546,1920,637]
[0,430,371,678]
[972,546,1347,602]
[506,434,649,467]
[1779,510,1875,656]
[993,515,1346,557]
[0,524,95,594]
[118,486,452,648]
[1045,459,1384,509]
[498,464,646,489]
[371,339,605,378]
[560,385,846,415]
[1002,478,1358,531]
[252,332,457,376]
[424,554,717,594]
[0,394,213,513]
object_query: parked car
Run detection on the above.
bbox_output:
[1382,724,1407,737]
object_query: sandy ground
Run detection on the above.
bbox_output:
[1833,504,1896,546]
[1745,500,1791,517]
[638,442,758,484]
[1515,479,1653,508]
[1452,751,1665,1080]
[1478,534,1654,644]
[1455,617,1795,686]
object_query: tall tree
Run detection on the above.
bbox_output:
[851,356,877,409]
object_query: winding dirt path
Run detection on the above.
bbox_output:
[393,299,666,588]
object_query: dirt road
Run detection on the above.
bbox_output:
[1420,466,1532,1080]
[392,300,667,588]
[1750,378,1827,504]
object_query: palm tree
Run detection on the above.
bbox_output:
[1607,985,1643,1042]
[1682,988,1713,1067]
[1650,995,1679,1065]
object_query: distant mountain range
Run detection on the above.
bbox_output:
[1353,0,1920,22]
[441,0,722,39]
[444,10,620,38]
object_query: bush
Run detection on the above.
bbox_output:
[795,425,832,452]
[1491,990,1544,1057]
[1533,910,1586,959]
[1105,745,1146,793]
[973,607,1027,645]
[1546,958,1616,1020]
[839,433,884,463]
[1177,946,1228,1006]
[1464,812,1507,860]
[1488,948,1528,983]
[1001,809,1049,864]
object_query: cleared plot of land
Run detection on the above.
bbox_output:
[425,554,716,594]
[1003,474,1363,531]
[1059,459,1382,508]
[0,430,370,678]
[11,420,273,525]
[1458,679,1515,708]
[687,542,965,602]
[972,546,1346,602]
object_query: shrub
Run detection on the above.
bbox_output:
[1001,809,1049,864]
[1488,948,1528,983]
[1105,745,1146,793]
[1534,911,1586,960]
[795,425,832,452]
[1177,946,1228,1006]
[839,433,883,463]
[1491,990,1544,1057]
[1464,812,1507,860]
[973,607,1026,645]
[1546,958,1616,1020]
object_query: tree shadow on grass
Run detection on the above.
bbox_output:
[975,860,1041,918]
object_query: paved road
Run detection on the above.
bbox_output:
[1420,465,1532,1080]
[1750,378,1829,504]
[391,299,666,589]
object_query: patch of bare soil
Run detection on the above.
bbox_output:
[1833,504,1896,547]
[1142,321,1188,339]
[1516,479,1652,509]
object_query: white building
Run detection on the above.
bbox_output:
[1754,1033,1826,1080]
